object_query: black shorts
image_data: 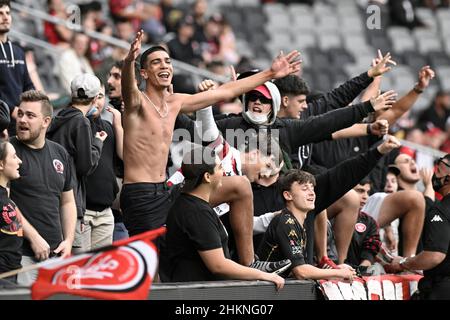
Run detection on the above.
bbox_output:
[120,182,181,236]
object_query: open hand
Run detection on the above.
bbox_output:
[370,90,397,111]
[270,50,302,79]
[126,29,144,62]
[368,50,397,77]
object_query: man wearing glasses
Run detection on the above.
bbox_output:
[387,154,450,300]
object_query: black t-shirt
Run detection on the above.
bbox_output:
[9,137,74,256]
[0,186,23,273]
[161,193,230,282]
[251,181,285,250]
[257,208,307,271]
[422,194,450,279]
[346,212,381,267]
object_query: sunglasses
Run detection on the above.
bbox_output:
[247,92,272,104]
[439,158,450,169]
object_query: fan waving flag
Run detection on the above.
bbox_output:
[31,227,166,300]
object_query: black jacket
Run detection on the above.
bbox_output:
[47,107,103,218]
[0,40,34,110]
[253,147,384,264]
[0,99,10,132]
[0,40,35,136]
[295,72,373,168]
[176,100,375,158]
[85,117,119,211]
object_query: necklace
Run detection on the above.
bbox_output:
[141,91,169,118]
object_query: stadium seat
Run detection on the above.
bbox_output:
[318,33,342,51]
[402,51,429,72]
[391,36,416,54]
[266,33,291,47]
[313,71,333,92]
[309,49,330,71]
[428,51,450,68]
[263,3,287,16]
[288,3,311,18]
[329,48,355,67]
[291,14,315,32]
[418,37,443,54]
[293,33,317,51]
[235,0,259,7]
[393,73,416,96]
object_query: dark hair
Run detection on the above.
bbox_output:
[279,169,316,202]
[273,75,310,97]
[20,90,53,117]
[0,139,9,161]
[0,0,10,9]
[112,60,124,70]
[72,96,95,106]
[181,146,217,191]
[358,177,372,186]
[244,132,283,169]
[140,46,169,69]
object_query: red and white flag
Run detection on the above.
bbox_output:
[31,227,166,300]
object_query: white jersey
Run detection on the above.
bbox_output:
[167,137,241,216]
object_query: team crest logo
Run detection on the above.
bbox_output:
[53,159,64,174]
[355,223,367,233]
[51,245,151,292]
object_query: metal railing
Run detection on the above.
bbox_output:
[10,1,229,84]
[399,139,446,159]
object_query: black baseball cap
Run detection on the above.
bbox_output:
[387,164,400,176]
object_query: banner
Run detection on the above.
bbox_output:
[318,274,423,300]
[31,227,166,300]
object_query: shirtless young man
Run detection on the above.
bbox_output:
[120,30,301,237]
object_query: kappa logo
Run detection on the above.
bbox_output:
[288,230,298,238]
[285,218,295,225]
[431,215,443,222]
[53,159,64,174]
[355,223,367,233]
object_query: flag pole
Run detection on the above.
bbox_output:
[0,257,63,280]
[0,264,42,280]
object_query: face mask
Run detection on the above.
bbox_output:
[86,106,98,118]
[432,173,450,192]
[244,110,269,125]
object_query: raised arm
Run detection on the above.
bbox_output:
[121,30,144,114]
[287,91,396,149]
[376,66,435,125]
[313,135,401,213]
[360,50,388,103]
[179,50,301,113]
[319,51,395,112]
[331,119,388,140]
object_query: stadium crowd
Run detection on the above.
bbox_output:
[0,0,450,300]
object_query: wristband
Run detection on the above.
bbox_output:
[367,124,372,135]
[413,85,424,94]
[399,257,409,271]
